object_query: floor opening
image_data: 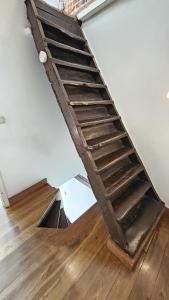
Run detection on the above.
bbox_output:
[38,173,96,229]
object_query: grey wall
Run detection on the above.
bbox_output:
[82,0,169,206]
[0,0,84,197]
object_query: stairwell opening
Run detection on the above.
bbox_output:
[38,173,96,229]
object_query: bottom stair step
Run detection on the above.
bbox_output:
[124,197,164,257]
[114,180,151,223]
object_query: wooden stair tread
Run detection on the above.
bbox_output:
[87,131,127,150]
[53,59,99,73]
[70,100,113,106]
[114,181,151,223]
[79,115,120,127]
[62,80,105,89]
[95,147,134,173]
[125,198,164,256]
[38,15,86,42]
[104,164,144,199]
[44,38,92,57]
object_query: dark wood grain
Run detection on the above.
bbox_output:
[95,147,134,173]
[34,0,82,36]
[79,115,120,128]
[104,164,144,198]
[125,198,164,256]
[114,181,151,222]
[25,0,165,267]
[86,131,127,150]
[44,37,92,56]
[53,58,98,73]
[37,15,85,42]
[27,0,126,247]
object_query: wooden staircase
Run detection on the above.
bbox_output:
[26,0,165,269]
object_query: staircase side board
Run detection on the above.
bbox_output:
[26,0,126,247]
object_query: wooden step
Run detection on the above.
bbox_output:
[125,197,165,256]
[114,181,151,223]
[62,80,105,89]
[104,164,144,199]
[38,15,86,42]
[86,131,127,151]
[44,38,92,57]
[95,147,135,173]
[79,115,120,128]
[70,100,113,106]
[53,59,99,73]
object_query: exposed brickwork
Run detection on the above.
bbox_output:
[61,0,90,16]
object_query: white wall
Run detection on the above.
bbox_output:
[81,0,169,206]
[0,0,84,197]
[44,0,61,9]
[59,177,96,222]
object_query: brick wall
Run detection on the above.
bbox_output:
[61,0,90,16]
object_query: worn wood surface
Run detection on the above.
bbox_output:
[0,191,169,300]
[26,0,165,263]
[34,0,82,36]
[27,0,126,248]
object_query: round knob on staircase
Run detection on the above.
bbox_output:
[39,51,47,63]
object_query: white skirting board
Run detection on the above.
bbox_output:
[0,172,10,208]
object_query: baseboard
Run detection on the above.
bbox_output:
[9,179,56,205]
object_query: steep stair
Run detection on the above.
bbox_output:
[26,0,165,268]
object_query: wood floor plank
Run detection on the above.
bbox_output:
[0,197,55,258]
[105,246,146,300]
[128,228,169,300]
[63,244,122,300]
[0,184,168,300]
[150,238,169,300]
[0,251,56,300]
[30,219,106,300]
[0,240,52,293]
[0,223,40,260]
[0,186,55,233]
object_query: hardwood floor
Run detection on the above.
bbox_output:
[0,185,169,300]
